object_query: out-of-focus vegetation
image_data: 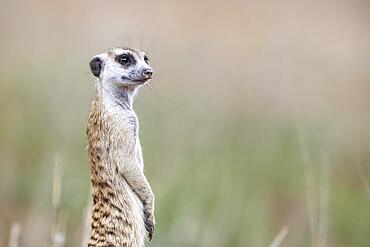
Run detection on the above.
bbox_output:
[0,0,369,246]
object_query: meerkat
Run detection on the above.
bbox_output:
[86,47,155,247]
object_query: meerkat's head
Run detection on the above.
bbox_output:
[89,47,153,87]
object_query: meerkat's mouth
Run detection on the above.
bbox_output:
[133,78,150,83]
[122,76,151,85]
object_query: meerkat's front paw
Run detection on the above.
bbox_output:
[144,206,155,241]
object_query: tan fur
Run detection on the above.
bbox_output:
[86,81,154,247]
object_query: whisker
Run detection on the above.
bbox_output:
[145,83,164,101]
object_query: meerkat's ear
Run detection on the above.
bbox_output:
[90,57,103,77]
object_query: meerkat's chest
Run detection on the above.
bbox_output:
[108,109,144,170]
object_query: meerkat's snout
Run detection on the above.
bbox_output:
[142,68,153,79]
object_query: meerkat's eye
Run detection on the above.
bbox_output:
[115,54,135,66]
[144,55,149,64]
[117,55,132,65]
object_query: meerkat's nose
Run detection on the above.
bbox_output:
[143,68,153,77]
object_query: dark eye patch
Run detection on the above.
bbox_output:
[144,55,149,64]
[115,53,136,66]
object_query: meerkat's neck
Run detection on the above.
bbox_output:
[99,83,138,110]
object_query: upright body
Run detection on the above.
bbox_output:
[86,47,155,247]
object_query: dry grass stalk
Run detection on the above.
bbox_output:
[8,222,21,247]
[269,226,289,247]
[50,155,68,247]
[80,192,92,247]
[296,123,331,247]
[296,124,318,245]
[318,154,330,247]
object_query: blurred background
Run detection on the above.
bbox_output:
[0,0,369,246]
